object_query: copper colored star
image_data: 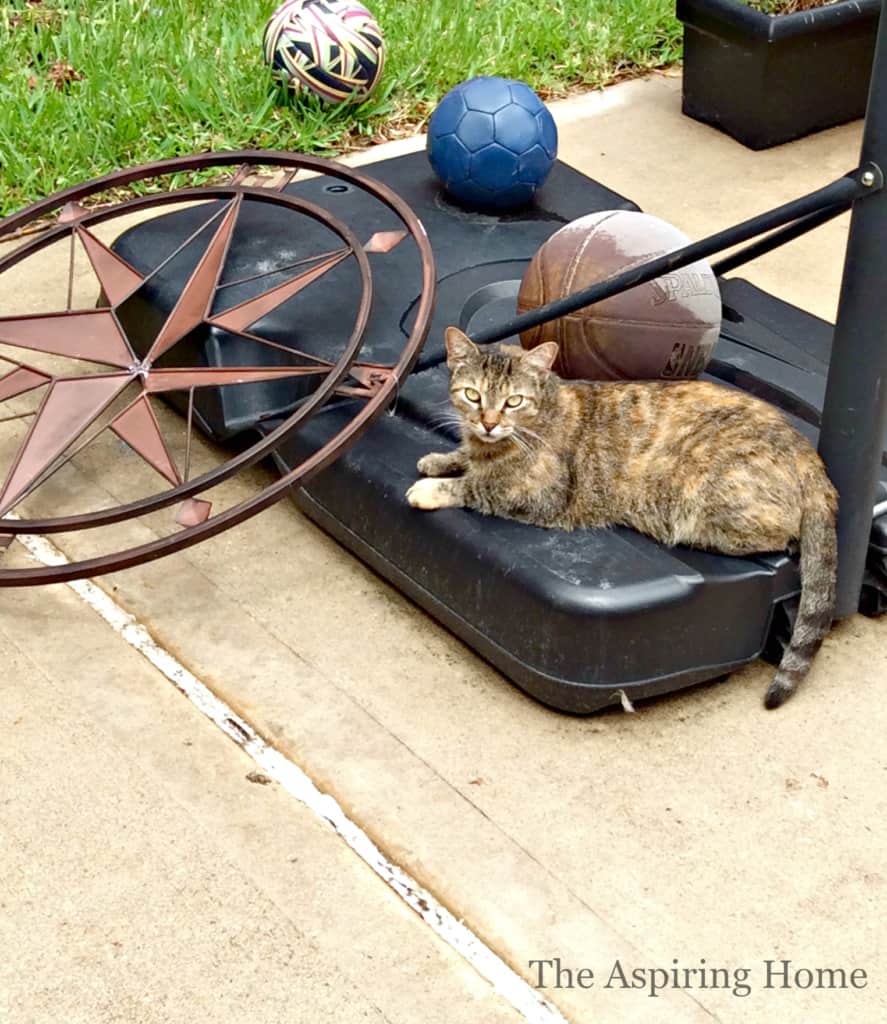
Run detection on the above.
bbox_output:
[0,194,366,521]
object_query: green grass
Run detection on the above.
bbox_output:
[746,1,830,13]
[0,0,682,217]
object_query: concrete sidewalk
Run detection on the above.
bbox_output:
[2,74,885,1024]
[0,581,520,1024]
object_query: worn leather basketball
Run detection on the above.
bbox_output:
[517,210,722,380]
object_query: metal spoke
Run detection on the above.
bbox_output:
[146,196,241,362]
[273,168,298,191]
[227,328,337,368]
[216,246,351,291]
[209,247,351,334]
[144,364,332,393]
[135,199,232,298]
[228,164,253,186]
[0,410,37,425]
[66,230,75,311]
[227,163,297,192]
[184,386,195,483]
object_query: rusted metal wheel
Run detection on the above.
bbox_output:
[0,151,436,585]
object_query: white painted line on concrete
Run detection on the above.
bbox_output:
[12,524,569,1024]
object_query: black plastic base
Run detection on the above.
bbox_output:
[266,377,797,713]
[113,150,887,712]
[677,0,880,150]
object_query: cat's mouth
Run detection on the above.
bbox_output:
[471,425,511,443]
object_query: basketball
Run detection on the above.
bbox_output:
[517,210,721,381]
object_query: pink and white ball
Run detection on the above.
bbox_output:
[263,0,385,104]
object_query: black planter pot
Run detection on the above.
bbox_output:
[676,0,881,149]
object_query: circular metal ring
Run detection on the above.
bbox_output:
[0,150,437,584]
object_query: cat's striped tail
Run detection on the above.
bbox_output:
[765,473,838,709]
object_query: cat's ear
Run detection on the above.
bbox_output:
[521,342,559,373]
[445,327,479,366]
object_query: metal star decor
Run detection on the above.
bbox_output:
[0,151,436,585]
[0,195,355,522]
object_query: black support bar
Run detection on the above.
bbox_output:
[819,8,887,617]
[711,202,852,277]
[470,172,870,345]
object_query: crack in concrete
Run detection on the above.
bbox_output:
[13,522,570,1024]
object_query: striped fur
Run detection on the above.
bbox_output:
[407,329,839,708]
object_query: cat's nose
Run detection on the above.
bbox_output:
[481,420,497,433]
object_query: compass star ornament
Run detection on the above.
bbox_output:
[0,151,436,586]
[0,193,355,520]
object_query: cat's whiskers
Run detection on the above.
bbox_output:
[425,412,464,430]
[507,431,535,457]
[514,425,554,455]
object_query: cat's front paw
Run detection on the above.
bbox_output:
[406,477,463,510]
[417,451,463,477]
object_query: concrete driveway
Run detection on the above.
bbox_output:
[2,74,884,1024]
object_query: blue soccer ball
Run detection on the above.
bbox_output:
[427,76,558,211]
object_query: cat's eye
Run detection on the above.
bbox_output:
[505,395,524,408]
[464,387,481,403]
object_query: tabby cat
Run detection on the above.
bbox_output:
[407,327,838,708]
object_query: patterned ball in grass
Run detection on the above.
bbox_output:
[263,0,385,103]
[427,76,558,211]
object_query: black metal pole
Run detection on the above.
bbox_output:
[711,202,851,277]
[470,173,866,345]
[819,3,887,618]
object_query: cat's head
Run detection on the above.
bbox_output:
[444,327,559,445]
